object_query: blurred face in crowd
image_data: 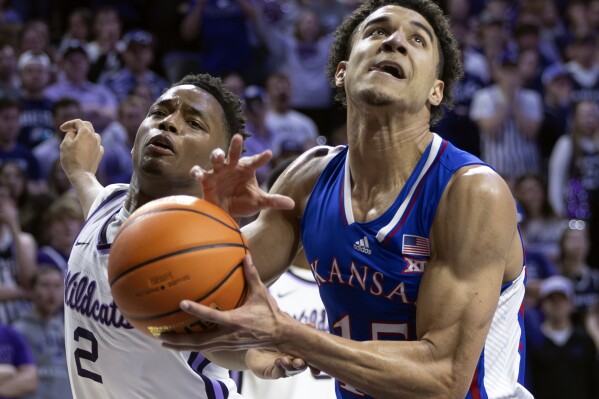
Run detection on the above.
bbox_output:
[20,22,50,53]
[266,74,291,112]
[120,100,147,143]
[49,216,83,253]
[0,106,20,144]
[62,51,90,84]
[296,10,321,42]
[68,10,90,41]
[0,162,25,200]
[514,176,545,218]
[0,45,16,80]
[94,9,121,45]
[20,63,51,92]
[123,44,153,72]
[541,292,572,324]
[574,100,599,136]
[53,103,82,132]
[223,73,245,99]
[561,226,590,263]
[32,268,64,318]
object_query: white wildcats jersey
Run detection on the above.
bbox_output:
[65,185,242,399]
[240,266,336,399]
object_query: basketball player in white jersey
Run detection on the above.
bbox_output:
[161,1,534,398]
[60,73,293,399]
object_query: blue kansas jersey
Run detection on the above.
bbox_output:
[301,134,530,399]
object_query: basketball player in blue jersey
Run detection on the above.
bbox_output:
[59,74,294,399]
[161,1,534,398]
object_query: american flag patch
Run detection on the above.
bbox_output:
[402,234,430,257]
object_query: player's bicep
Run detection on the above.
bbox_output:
[415,168,517,387]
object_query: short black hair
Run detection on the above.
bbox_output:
[52,97,80,116]
[326,0,463,125]
[172,74,249,147]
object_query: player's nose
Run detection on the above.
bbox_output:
[381,31,407,55]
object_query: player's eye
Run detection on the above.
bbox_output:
[149,109,166,117]
[189,120,203,129]
[368,28,387,37]
[412,35,426,46]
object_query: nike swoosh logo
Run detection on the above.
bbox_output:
[276,290,296,298]
[74,241,90,246]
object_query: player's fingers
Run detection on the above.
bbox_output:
[242,254,265,292]
[210,148,227,170]
[60,119,84,133]
[262,194,295,210]
[227,134,243,165]
[179,301,230,326]
[245,150,272,170]
[309,365,322,376]
[190,165,206,182]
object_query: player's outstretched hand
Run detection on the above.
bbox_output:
[245,349,308,379]
[160,254,292,353]
[191,134,294,217]
[60,119,104,179]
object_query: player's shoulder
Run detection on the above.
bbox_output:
[271,145,344,199]
[443,165,515,215]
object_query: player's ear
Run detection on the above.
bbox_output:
[335,62,348,87]
[428,79,444,106]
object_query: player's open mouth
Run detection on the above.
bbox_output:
[147,135,176,154]
[370,61,405,79]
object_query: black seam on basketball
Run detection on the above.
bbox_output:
[118,207,240,239]
[122,261,244,321]
[109,243,246,286]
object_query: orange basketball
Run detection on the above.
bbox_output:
[108,195,249,338]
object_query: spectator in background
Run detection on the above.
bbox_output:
[436,41,484,157]
[0,161,51,249]
[101,30,169,103]
[45,40,118,132]
[18,20,52,59]
[16,51,53,149]
[0,323,37,398]
[473,10,510,85]
[556,220,599,324]
[13,266,72,399]
[222,72,246,99]
[87,6,124,83]
[470,55,543,182]
[565,34,599,105]
[527,275,599,399]
[548,100,599,268]
[179,0,258,80]
[264,71,318,157]
[0,98,43,194]
[242,85,276,186]
[33,98,81,181]
[36,193,83,273]
[58,8,92,53]
[538,63,572,175]
[514,173,568,264]
[100,95,147,184]
[46,160,71,199]
[0,41,19,99]
[0,178,36,325]
[260,8,336,137]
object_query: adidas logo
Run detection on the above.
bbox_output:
[353,236,372,255]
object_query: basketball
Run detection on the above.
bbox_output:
[107,195,249,338]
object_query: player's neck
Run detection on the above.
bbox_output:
[346,110,433,189]
[125,175,201,213]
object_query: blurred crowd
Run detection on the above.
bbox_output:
[0,0,596,398]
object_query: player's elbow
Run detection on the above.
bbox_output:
[420,341,472,398]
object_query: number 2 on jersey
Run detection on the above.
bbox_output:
[74,327,103,383]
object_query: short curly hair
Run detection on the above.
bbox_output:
[326,0,463,125]
[172,74,249,146]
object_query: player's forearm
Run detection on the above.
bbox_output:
[67,171,104,218]
[204,349,248,371]
[0,367,37,396]
[276,321,464,399]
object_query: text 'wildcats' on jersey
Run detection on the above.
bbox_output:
[64,184,241,399]
[301,134,531,399]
